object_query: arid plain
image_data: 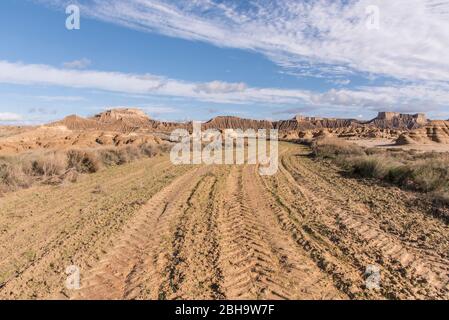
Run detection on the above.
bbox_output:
[0,109,448,299]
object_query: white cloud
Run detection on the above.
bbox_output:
[0,112,23,122]
[63,58,92,69]
[35,95,86,102]
[38,0,449,84]
[29,0,449,117]
[0,60,311,105]
[141,106,178,114]
[195,81,247,94]
[327,79,351,86]
[1,60,449,115]
[105,105,179,114]
[0,60,164,94]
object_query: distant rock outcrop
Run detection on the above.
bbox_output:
[93,108,150,128]
[49,109,430,135]
[51,115,99,131]
[368,112,427,130]
[396,121,449,145]
[3,108,444,154]
[51,108,154,133]
[46,107,436,145]
[202,116,272,131]
[274,116,360,131]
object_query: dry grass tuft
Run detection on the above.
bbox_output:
[0,158,31,191]
[311,137,365,159]
[67,150,102,173]
[0,142,171,195]
[312,138,449,206]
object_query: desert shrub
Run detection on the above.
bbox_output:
[159,143,172,153]
[365,148,387,156]
[140,143,158,157]
[98,148,122,166]
[338,151,449,203]
[298,138,314,146]
[433,190,449,206]
[0,158,31,189]
[384,164,413,185]
[122,145,141,161]
[311,137,365,159]
[0,142,172,196]
[98,145,146,166]
[115,148,131,164]
[67,150,101,173]
[61,168,79,183]
[409,159,449,192]
[348,156,392,179]
[22,152,67,177]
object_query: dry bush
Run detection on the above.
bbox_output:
[348,156,393,179]
[22,151,67,177]
[0,142,172,196]
[140,143,158,157]
[159,143,172,153]
[312,138,449,202]
[98,148,122,166]
[312,137,365,159]
[99,146,143,165]
[410,159,449,192]
[67,150,101,173]
[114,148,132,164]
[365,147,387,156]
[384,165,413,185]
[297,137,314,146]
[60,168,78,183]
[433,190,449,206]
[339,151,449,206]
[0,158,31,190]
[121,145,141,162]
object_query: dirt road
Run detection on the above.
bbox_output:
[0,143,448,299]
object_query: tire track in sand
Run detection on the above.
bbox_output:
[216,165,345,299]
[279,145,449,299]
[72,165,212,299]
[156,167,227,300]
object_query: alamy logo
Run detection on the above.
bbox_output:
[366,5,380,30]
[170,122,278,175]
[65,265,80,290]
[66,5,80,30]
[365,265,381,290]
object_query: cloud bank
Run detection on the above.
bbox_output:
[38,0,449,84]
[1,60,448,114]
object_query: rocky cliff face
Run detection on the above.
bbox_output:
[93,108,150,126]
[396,120,449,145]
[202,116,272,131]
[200,112,427,132]
[51,115,99,130]
[274,117,360,131]
[368,112,427,130]
[49,109,431,139]
[52,109,153,132]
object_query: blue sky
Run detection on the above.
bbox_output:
[1,0,449,124]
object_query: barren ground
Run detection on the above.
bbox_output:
[0,142,448,299]
[351,138,449,153]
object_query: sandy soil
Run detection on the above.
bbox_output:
[0,143,448,299]
[351,138,449,153]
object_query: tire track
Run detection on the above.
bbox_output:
[0,159,179,299]
[280,145,449,299]
[217,165,345,299]
[5,142,447,299]
[156,168,227,300]
[72,166,208,299]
